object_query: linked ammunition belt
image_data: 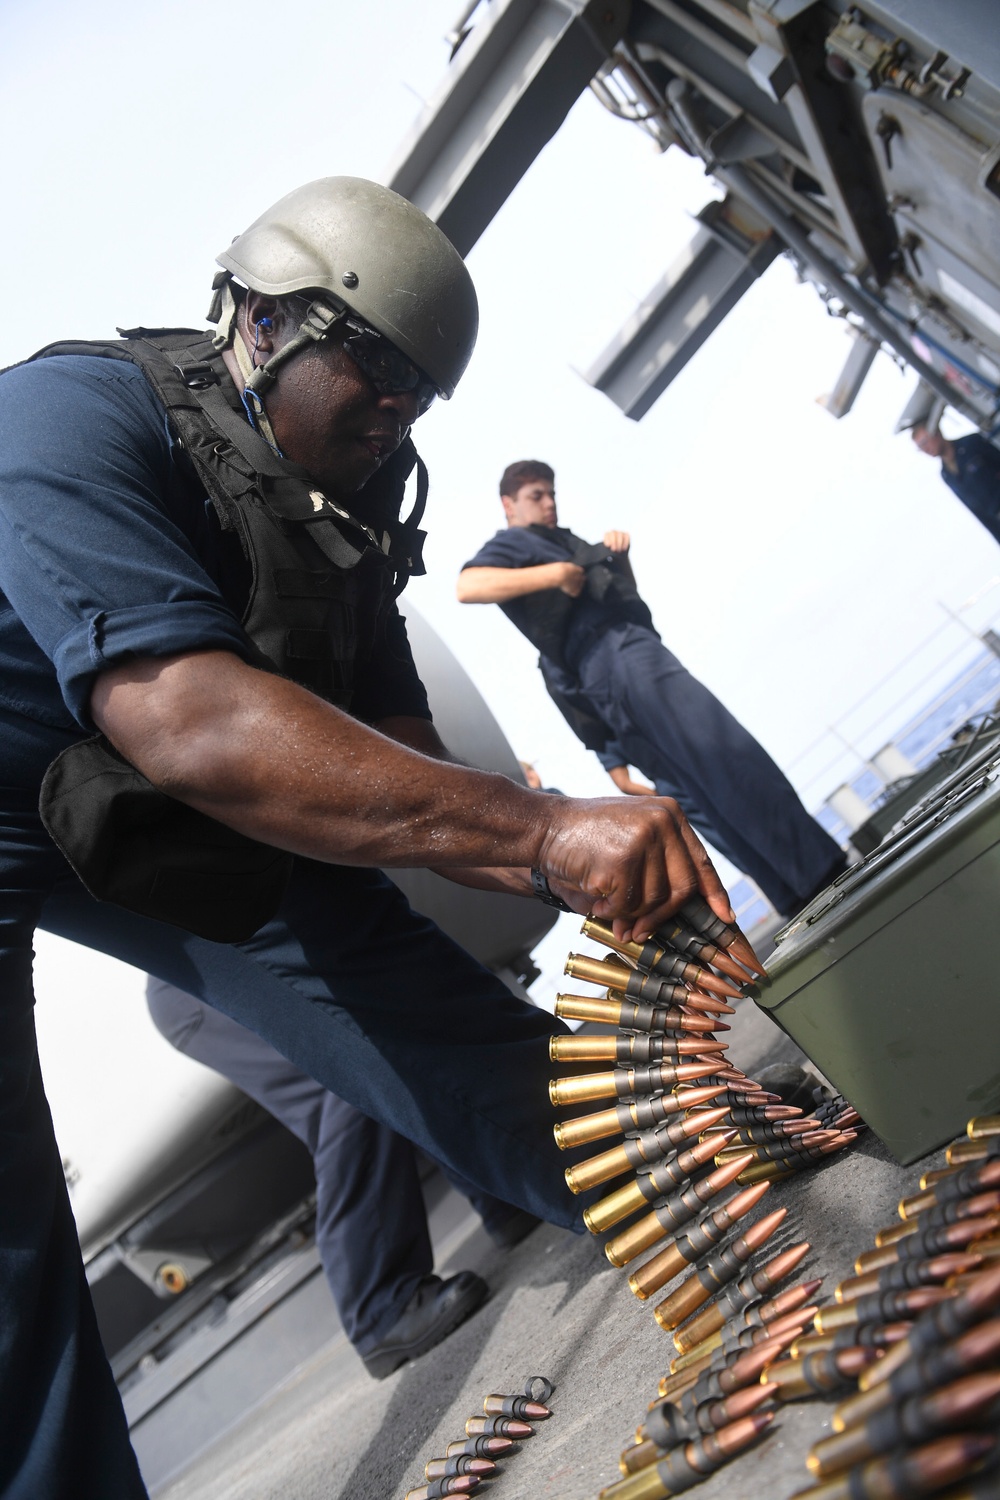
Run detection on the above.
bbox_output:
[544,899,871,1498]
[403,1378,555,1500]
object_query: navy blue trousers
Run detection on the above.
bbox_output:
[0,737,582,1497]
[577,624,845,914]
[145,980,524,1352]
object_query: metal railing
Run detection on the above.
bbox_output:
[788,578,1000,840]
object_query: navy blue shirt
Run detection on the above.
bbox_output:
[464,524,652,669]
[941,434,1000,545]
[0,353,429,784]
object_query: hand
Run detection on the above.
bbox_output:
[535,795,733,944]
[602,530,630,553]
[607,765,657,797]
[557,561,586,597]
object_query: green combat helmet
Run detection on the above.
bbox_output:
[211,175,478,411]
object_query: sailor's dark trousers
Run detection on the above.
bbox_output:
[0,769,581,1499]
[574,623,845,915]
[145,979,524,1354]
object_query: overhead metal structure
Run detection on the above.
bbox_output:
[386,0,1000,430]
[386,0,632,256]
[584,194,779,419]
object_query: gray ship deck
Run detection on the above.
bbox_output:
[149,994,924,1500]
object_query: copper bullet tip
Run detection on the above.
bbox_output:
[759,1241,813,1285]
[716,1410,775,1455]
[683,990,737,1013]
[723,1383,776,1420]
[724,1182,773,1217]
[742,1206,788,1248]
[690,969,743,999]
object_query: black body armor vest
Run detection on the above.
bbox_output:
[30,329,429,942]
[29,328,428,712]
[506,525,653,669]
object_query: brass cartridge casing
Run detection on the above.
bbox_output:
[713,1145,763,1165]
[920,1167,958,1190]
[554,992,626,1026]
[597,1467,667,1500]
[735,1161,796,1186]
[585,1179,649,1234]
[405,1481,479,1500]
[947,1140,993,1166]
[550,1034,617,1063]
[628,1241,689,1301]
[968,1115,1000,1140]
[901,1189,938,1220]
[855,1242,915,1274]
[553,1104,624,1152]
[656,1360,711,1403]
[549,1069,625,1108]
[619,1438,661,1477]
[566,1140,633,1195]
[668,1331,727,1373]
[565,952,633,988]
[581,917,663,967]
[874,1221,918,1249]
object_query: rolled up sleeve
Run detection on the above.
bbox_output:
[0,355,253,729]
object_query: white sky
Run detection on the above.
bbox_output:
[5,0,999,1178]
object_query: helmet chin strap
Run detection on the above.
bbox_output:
[209,275,347,455]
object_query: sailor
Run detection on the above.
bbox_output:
[458,459,847,916]
[0,178,727,1497]
[911,423,1000,547]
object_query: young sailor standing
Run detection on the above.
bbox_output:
[459,459,846,915]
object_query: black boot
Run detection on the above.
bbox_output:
[361,1272,488,1379]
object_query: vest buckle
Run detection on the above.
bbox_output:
[175,360,219,389]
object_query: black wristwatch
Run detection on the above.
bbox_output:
[530,867,573,912]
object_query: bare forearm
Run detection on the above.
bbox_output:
[92,651,552,870]
[92,650,736,942]
[457,563,571,603]
[376,715,533,895]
